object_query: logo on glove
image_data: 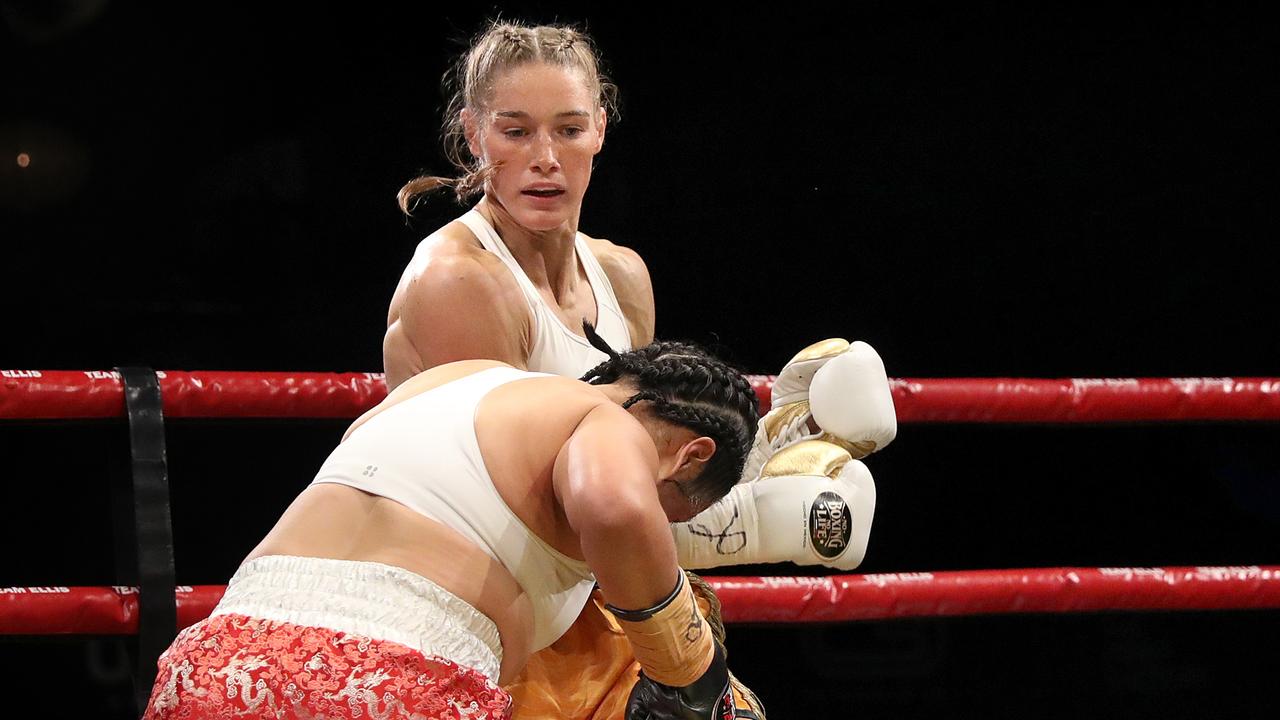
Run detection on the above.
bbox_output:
[808,491,851,559]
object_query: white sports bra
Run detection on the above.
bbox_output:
[458,209,633,377]
[310,366,597,652]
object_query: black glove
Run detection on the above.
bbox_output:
[625,642,736,720]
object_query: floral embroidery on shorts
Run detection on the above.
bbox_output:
[142,614,511,719]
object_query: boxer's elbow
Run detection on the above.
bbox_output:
[571,481,673,572]
[575,486,652,538]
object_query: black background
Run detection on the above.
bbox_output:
[2,2,1278,718]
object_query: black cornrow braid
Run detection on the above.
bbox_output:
[581,322,760,505]
[620,389,661,411]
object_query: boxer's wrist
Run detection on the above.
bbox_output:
[671,484,759,569]
[607,573,715,687]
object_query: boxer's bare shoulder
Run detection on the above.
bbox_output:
[384,220,533,389]
[582,234,655,346]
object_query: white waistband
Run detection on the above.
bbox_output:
[211,555,502,682]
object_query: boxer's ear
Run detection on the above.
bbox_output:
[593,106,607,154]
[673,436,715,478]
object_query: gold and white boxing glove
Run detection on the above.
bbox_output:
[672,440,875,570]
[740,339,897,483]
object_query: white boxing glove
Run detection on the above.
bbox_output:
[673,440,875,570]
[741,339,897,483]
[809,340,897,458]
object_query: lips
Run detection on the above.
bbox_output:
[521,186,565,198]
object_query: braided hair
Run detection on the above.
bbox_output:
[580,323,759,507]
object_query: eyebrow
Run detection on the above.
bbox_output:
[494,110,591,119]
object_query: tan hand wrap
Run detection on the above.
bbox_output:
[607,573,715,687]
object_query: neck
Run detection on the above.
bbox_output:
[478,196,581,299]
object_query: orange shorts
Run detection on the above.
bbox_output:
[506,588,761,719]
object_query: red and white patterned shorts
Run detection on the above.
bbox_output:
[143,612,512,719]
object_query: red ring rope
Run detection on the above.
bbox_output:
[3,566,1276,635]
[3,371,1275,636]
[4,371,1279,422]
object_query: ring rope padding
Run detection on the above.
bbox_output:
[3,371,1280,422]
[2,566,1277,635]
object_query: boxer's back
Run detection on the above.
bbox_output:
[245,361,615,683]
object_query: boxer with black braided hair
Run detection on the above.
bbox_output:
[571,323,759,720]
[143,335,759,719]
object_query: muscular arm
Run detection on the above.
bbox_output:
[552,402,680,610]
[587,237,656,346]
[383,241,532,389]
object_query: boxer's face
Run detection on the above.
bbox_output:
[657,480,703,524]
[465,62,606,232]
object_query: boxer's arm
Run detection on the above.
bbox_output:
[383,252,532,389]
[553,402,678,609]
[586,237,656,346]
[555,404,732,717]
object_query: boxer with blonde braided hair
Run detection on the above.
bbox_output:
[385,19,774,719]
